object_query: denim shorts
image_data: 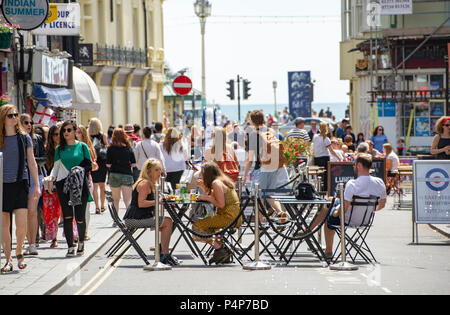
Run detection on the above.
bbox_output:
[109,172,134,188]
[327,198,341,230]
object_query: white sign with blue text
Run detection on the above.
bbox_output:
[414,160,450,224]
[32,3,80,36]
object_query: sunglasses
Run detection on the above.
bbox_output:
[7,113,18,119]
[62,128,73,133]
[23,121,34,126]
[444,124,450,127]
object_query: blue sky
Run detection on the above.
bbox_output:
[163,0,347,106]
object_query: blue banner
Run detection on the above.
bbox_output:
[288,71,311,118]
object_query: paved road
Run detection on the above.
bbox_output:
[53,198,450,295]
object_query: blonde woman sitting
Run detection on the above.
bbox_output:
[123,159,179,266]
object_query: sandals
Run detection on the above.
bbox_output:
[101,207,106,213]
[50,239,58,248]
[17,254,27,270]
[95,208,101,214]
[1,262,13,274]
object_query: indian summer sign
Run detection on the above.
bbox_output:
[1,0,49,30]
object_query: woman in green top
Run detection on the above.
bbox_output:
[47,120,92,257]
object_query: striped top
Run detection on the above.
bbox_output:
[287,128,310,142]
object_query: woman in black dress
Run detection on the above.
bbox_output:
[88,118,108,214]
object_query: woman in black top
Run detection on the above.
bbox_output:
[123,159,178,265]
[106,128,136,216]
[89,118,109,214]
[431,116,450,159]
[20,114,46,256]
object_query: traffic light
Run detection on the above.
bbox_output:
[243,79,251,100]
[226,79,235,100]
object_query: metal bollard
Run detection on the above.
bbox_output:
[238,176,242,199]
[144,184,171,271]
[329,183,358,271]
[243,183,271,270]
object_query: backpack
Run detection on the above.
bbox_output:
[258,129,287,171]
[294,182,319,200]
[92,135,107,160]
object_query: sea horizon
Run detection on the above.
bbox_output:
[218,102,348,123]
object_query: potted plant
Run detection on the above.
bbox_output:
[282,136,312,167]
[0,93,11,106]
[0,23,19,49]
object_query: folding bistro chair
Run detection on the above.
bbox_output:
[105,192,151,266]
[385,160,401,197]
[330,195,379,264]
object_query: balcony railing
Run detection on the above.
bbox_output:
[95,44,148,67]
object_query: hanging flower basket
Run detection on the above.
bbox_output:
[281,137,312,166]
[0,32,12,49]
[0,23,19,49]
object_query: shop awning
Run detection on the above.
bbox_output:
[33,84,72,108]
[70,67,101,111]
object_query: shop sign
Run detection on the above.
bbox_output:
[77,43,93,67]
[1,0,49,31]
[32,51,70,87]
[32,3,80,36]
[379,0,412,15]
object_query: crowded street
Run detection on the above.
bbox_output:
[1,0,450,298]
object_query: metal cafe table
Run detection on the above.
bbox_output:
[162,197,211,265]
[263,195,333,265]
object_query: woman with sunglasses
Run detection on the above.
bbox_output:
[47,120,92,257]
[20,114,46,256]
[370,125,388,154]
[43,124,62,248]
[431,116,450,159]
[1,105,40,274]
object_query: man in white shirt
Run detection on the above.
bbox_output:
[135,126,166,175]
[308,153,386,257]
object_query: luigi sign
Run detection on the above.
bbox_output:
[1,0,49,31]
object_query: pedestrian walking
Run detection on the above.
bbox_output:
[430,116,450,159]
[20,114,46,256]
[43,124,61,248]
[1,105,41,273]
[106,128,136,219]
[160,127,188,190]
[151,122,165,144]
[134,126,166,173]
[47,120,92,257]
[286,117,310,142]
[242,110,287,218]
[88,118,109,214]
[312,122,340,192]
[205,126,240,182]
[76,125,98,241]
[370,125,388,153]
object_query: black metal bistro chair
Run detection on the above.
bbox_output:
[329,195,379,264]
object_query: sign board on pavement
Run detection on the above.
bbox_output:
[413,160,450,224]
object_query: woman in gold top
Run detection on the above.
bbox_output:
[194,162,242,264]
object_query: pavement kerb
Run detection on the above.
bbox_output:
[43,228,120,295]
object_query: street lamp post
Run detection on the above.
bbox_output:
[194,0,211,110]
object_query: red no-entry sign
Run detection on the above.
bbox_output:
[172,75,192,96]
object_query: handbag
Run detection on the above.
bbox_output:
[215,150,240,182]
[294,182,319,200]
